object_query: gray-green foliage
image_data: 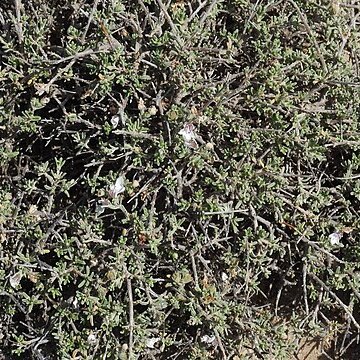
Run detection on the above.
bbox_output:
[1,0,359,358]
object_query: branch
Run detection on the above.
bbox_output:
[287,0,328,73]
[126,272,134,358]
[309,272,360,331]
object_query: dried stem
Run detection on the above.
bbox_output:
[126,272,134,358]
[309,272,360,331]
[288,0,328,73]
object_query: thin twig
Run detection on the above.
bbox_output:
[299,237,347,265]
[203,209,248,215]
[309,272,360,331]
[214,328,228,359]
[82,0,100,42]
[48,44,110,65]
[0,291,26,313]
[337,11,360,58]
[14,0,23,45]
[155,0,183,46]
[275,192,316,219]
[242,0,261,34]
[190,251,199,290]
[126,272,134,358]
[249,204,258,232]
[35,58,76,96]
[181,0,207,28]
[127,174,159,204]
[113,129,158,140]
[302,261,309,315]
[287,0,328,73]
[199,0,220,26]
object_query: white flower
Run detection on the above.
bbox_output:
[329,231,343,246]
[179,123,198,149]
[109,176,125,198]
[9,272,22,288]
[145,337,160,348]
[221,272,229,282]
[200,334,216,344]
[87,333,97,345]
[111,114,120,129]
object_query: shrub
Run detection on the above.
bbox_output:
[1,0,360,358]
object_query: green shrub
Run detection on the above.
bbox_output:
[1,0,360,358]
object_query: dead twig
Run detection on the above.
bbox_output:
[113,129,158,140]
[337,11,360,58]
[214,328,228,359]
[81,0,100,43]
[203,208,248,215]
[14,0,23,45]
[287,0,328,73]
[0,291,26,313]
[302,261,309,315]
[155,0,184,46]
[125,271,134,358]
[299,237,347,265]
[199,0,220,26]
[308,272,360,331]
[181,1,207,28]
[190,251,200,290]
